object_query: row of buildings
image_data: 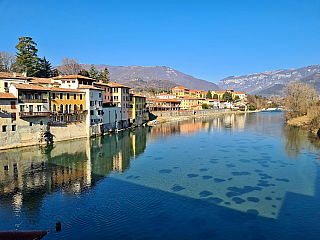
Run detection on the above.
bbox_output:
[147,86,247,112]
[0,73,148,149]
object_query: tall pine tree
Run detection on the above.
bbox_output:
[15,37,40,77]
[37,56,56,77]
[88,64,99,80]
[99,67,110,83]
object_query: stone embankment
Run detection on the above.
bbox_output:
[148,109,249,125]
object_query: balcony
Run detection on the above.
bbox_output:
[19,99,48,103]
[54,110,87,115]
[19,111,51,117]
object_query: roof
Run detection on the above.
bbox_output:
[11,83,51,91]
[50,88,85,93]
[157,99,181,102]
[179,96,199,100]
[29,78,52,84]
[215,91,226,94]
[208,99,220,102]
[93,82,110,87]
[52,75,96,81]
[130,93,145,98]
[107,82,131,88]
[157,92,175,95]
[172,86,189,90]
[235,92,246,95]
[0,72,30,80]
[0,93,17,99]
[78,85,102,90]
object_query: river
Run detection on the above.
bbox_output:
[0,111,319,239]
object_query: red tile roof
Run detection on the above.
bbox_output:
[0,72,30,80]
[52,75,95,81]
[235,92,246,95]
[0,93,16,99]
[78,85,102,90]
[107,82,131,88]
[29,78,52,84]
[50,88,85,93]
[12,83,51,91]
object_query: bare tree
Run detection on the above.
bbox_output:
[282,79,317,119]
[0,51,16,72]
[56,57,82,75]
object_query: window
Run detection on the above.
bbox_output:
[80,115,83,121]
[74,115,78,121]
[65,104,68,113]
[90,92,93,98]
[11,113,16,121]
[60,116,64,122]
[99,93,102,98]
[74,94,77,100]
[99,101,102,106]
[90,101,94,106]
[114,96,118,100]
[20,105,25,112]
[53,104,56,112]
[52,116,57,122]
[60,104,63,112]
[95,100,97,105]
[67,115,71,121]
[80,94,83,100]
[123,89,125,93]
[10,101,16,109]
[67,93,70,100]
[80,104,83,111]
[74,104,77,111]
[2,125,7,132]
[29,122,33,127]
[37,105,42,112]
[4,82,8,88]
[40,121,43,125]
[52,93,56,100]
[60,93,63,99]
[12,125,16,131]
[90,110,94,115]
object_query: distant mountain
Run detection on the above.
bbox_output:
[82,64,221,91]
[256,71,320,98]
[217,65,320,94]
[256,84,286,98]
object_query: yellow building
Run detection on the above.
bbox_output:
[129,93,147,126]
[50,88,87,124]
[180,96,200,110]
[190,89,207,98]
[172,86,190,97]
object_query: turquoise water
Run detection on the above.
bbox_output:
[0,112,319,239]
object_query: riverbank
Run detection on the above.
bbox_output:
[148,109,258,125]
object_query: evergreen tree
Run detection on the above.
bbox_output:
[206,90,212,99]
[15,37,40,77]
[99,67,110,83]
[222,92,233,102]
[79,68,89,77]
[88,64,99,80]
[212,94,218,99]
[37,56,55,77]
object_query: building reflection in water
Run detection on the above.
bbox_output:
[0,127,148,213]
[149,113,248,142]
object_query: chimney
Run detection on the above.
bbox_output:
[13,72,16,77]
[22,72,27,77]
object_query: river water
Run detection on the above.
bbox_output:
[0,112,319,239]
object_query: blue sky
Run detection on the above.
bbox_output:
[0,0,319,83]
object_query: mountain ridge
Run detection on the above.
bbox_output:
[82,64,221,91]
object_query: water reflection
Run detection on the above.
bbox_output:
[281,125,320,160]
[0,127,149,215]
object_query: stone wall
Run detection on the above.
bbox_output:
[50,122,87,142]
[152,109,229,117]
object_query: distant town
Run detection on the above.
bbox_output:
[0,71,257,150]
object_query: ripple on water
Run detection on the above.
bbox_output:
[214,178,226,183]
[187,174,199,178]
[202,175,213,180]
[247,197,260,203]
[159,169,172,174]
[199,190,213,197]
[232,172,251,176]
[171,185,185,192]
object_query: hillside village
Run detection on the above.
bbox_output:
[0,72,249,150]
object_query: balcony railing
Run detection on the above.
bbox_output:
[53,110,87,115]
[19,99,48,103]
[19,111,51,117]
